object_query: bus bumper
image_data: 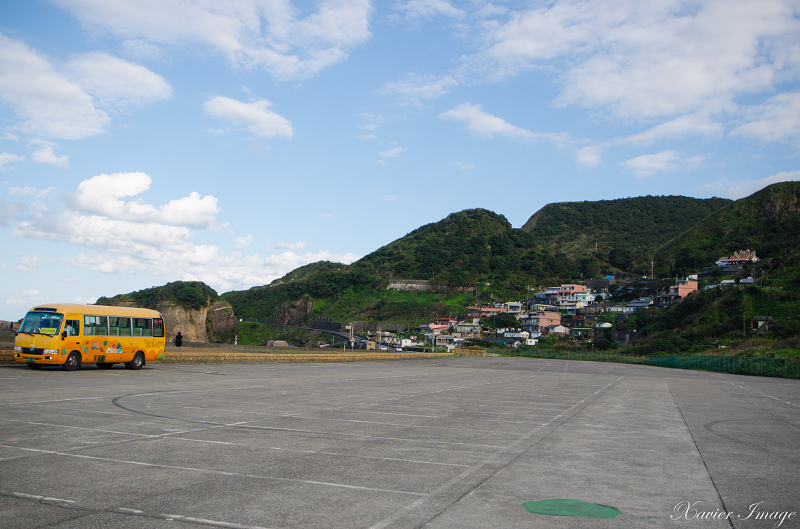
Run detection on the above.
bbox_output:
[14,348,66,365]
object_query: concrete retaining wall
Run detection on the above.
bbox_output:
[1,349,13,364]
[1,347,484,365]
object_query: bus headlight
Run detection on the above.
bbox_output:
[14,347,21,353]
[44,349,59,355]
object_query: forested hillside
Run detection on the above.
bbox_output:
[653,182,800,280]
[522,195,731,273]
[101,183,800,354]
[351,209,595,286]
[97,281,218,310]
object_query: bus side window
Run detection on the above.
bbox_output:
[153,318,165,338]
[109,317,131,336]
[64,319,80,336]
[133,318,152,336]
[109,317,119,336]
[84,315,108,336]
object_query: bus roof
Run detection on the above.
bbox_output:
[26,303,163,318]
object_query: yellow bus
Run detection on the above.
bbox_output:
[14,303,165,370]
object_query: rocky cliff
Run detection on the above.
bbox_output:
[99,281,238,344]
[159,300,238,343]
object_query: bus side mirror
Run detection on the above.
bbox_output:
[61,331,67,340]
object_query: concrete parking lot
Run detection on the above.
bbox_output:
[1,357,798,528]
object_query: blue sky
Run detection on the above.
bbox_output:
[1,0,799,321]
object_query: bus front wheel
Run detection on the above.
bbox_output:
[63,352,81,371]
[125,352,144,370]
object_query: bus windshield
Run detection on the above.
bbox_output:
[19,311,64,336]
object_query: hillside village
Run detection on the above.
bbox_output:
[55,183,797,356]
[369,249,763,352]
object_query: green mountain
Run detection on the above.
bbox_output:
[351,208,585,286]
[653,182,800,283]
[521,195,731,273]
[97,281,218,311]
[223,191,793,326]
[223,210,539,326]
[223,208,617,326]
[100,184,800,353]
[622,285,800,357]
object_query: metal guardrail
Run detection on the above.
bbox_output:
[649,355,800,378]
[492,349,800,379]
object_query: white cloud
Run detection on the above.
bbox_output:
[0,200,26,226]
[623,114,725,146]
[275,241,308,251]
[378,146,406,163]
[69,172,220,229]
[439,103,532,140]
[236,234,253,248]
[0,152,25,169]
[31,144,69,168]
[623,150,679,178]
[204,96,293,139]
[8,173,359,295]
[0,34,171,141]
[51,0,373,81]
[0,34,109,140]
[16,255,52,272]
[575,146,601,167]
[8,186,36,197]
[387,0,799,148]
[732,92,800,144]
[697,170,800,200]
[449,160,474,170]
[622,150,705,178]
[439,103,569,146]
[392,0,464,22]
[380,73,459,105]
[360,113,382,131]
[64,52,172,108]
[480,0,800,121]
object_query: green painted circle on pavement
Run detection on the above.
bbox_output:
[523,499,621,518]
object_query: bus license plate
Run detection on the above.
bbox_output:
[28,358,35,362]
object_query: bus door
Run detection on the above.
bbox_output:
[61,316,81,358]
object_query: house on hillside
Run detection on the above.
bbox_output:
[559,300,588,315]
[535,287,561,304]
[669,278,698,300]
[570,327,594,341]
[433,334,457,347]
[467,304,508,317]
[626,297,654,312]
[545,325,568,335]
[418,323,449,334]
[456,319,482,337]
[504,301,524,314]
[716,249,758,267]
[520,310,561,337]
[558,284,588,304]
